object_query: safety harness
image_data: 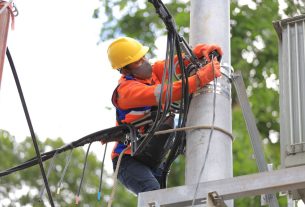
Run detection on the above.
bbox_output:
[111,75,175,168]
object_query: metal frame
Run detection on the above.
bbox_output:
[138,165,305,207]
[273,14,305,168]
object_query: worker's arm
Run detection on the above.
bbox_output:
[152,44,222,83]
[117,75,198,109]
[117,61,220,110]
[152,56,188,83]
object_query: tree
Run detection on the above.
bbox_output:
[94,0,304,206]
[0,130,137,206]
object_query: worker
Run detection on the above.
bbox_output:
[107,37,223,195]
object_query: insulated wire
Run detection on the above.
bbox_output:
[6,48,55,207]
[76,142,92,204]
[97,143,108,201]
[134,32,175,156]
[56,149,73,194]
[159,28,192,188]
[191,55,217,207]
[0,124,136,177]
[39,150,59,201]
[135,34,170,154]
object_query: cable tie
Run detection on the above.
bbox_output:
[97,191,102,201]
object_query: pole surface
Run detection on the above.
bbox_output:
[186,0,233,205]
[0,5,10,88]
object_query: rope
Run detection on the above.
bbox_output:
[153,125,234,141]
[107,146,131,207]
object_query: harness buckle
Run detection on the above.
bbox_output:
[124,134,130,145]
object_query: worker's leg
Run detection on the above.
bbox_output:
[112,155,160,195]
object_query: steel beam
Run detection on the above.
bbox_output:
[138,165,305,207]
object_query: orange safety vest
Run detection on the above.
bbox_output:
[111,60,198,159]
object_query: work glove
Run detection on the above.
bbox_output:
[196,59,221,87]
[193,44,223,61]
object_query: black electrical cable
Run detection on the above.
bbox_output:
[76,142,92,204]
[0,124,137,177]
[146,0,199,188]
[134,34,170,155]
[39,150,59,201]
[6,48,55,207]
[97,143,108,201]
[133,31,175,156]
[159,22,195,189]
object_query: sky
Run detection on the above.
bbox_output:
[1,0,119,142]
[0,0,119,166]
[0,0,167,173]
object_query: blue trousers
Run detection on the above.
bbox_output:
[112,155,163,195]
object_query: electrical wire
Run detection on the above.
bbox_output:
[0,124,136,177]
[6,48,55,207]
[159,34,192,188]
[191,55,217,207]
[39,150,59,201]
[146,0,201,188]
[133,31,176,156]
[75,142,92,204]
[56,149,73,194]
[97,143,108,201]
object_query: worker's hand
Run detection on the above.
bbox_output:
[196,59,221,87]
[193,44,223,62]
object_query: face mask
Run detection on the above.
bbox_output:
[131,60,152,80]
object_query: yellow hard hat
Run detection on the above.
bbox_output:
[107,37,149,69]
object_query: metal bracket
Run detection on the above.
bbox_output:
[207,192,227,207]
[286,142,305,155]
[148,201,160,207]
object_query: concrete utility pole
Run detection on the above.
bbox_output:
[0,2,11,88]
[186,0,233,205]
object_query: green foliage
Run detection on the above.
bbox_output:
[0,130,136,206]
[94,0,190,57]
